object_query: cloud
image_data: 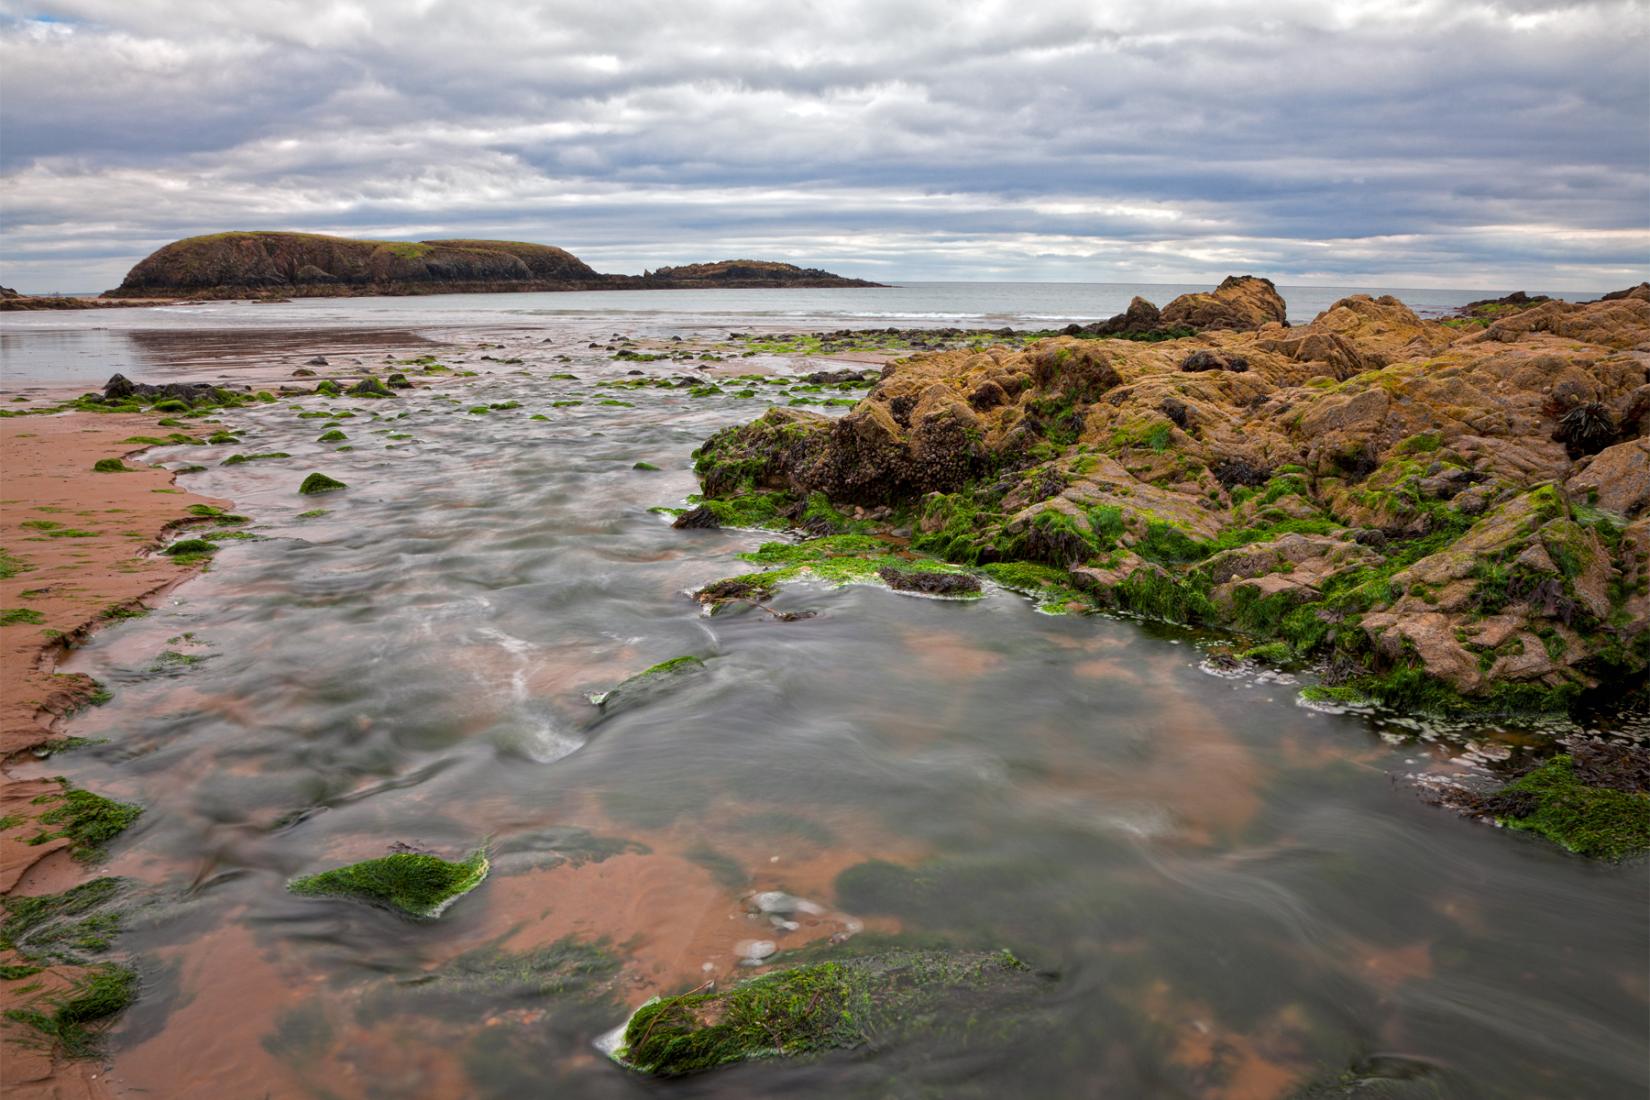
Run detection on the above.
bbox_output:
[0,0,1645,291]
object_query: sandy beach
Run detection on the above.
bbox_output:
[0,411,223,1097]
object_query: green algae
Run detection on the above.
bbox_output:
[355,935,623,1031]
[614,948,1043,1077]
[287,848,489,919]
[591,656,708,714]
[694,491,793,530]
[299,472,347,495]
[221,451,290,465]
[1493,755,1650,860]
[91,457,128,473]
[3,963,137,1057]
[27,784,142,862]
[316,429,347,443]
[0,607,45,626]
[0,878,129,964]
[162,538,215,558]
[980,562,1086,611]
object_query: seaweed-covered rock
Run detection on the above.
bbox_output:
[681,282,1650,712]
[610,948,1048,1077]
[590,656,706,716]
[1455,742,1650,860]
[877,566,982,596]
[346,376,396,398]
[287,847,489,918]
[672,505,722,529]
[100,373,227,406]
[298,472,347,495]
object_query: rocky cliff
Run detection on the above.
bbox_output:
[102,232,880,298]
[690,278,1650,716]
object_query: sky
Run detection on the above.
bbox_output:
[0,0,1646,293]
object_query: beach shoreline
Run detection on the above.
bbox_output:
[0,411,227,1098]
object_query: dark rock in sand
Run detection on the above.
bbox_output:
[100,373,224,406]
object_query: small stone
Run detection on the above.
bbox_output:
[736,939,777,962]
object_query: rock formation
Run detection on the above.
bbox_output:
[690,279,1650,713]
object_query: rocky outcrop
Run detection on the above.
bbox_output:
[690,278,1650,711]
[104,232,881,298]
[1160,275,1289,331]
[1068,275,1289,340]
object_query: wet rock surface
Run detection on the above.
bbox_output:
[689,279,1650,716]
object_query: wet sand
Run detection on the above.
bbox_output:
[0,411,224,1098]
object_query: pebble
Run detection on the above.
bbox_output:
[736,939,777,963]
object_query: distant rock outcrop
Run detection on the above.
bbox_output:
[637,259,881,289]
[1159,275,1289,331]
[1068,275,1290,340]
[102,232,883,298]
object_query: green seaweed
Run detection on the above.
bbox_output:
[3,964,137,1057]
[0,878,128,963]
[29,784,142,862]
[287,848,489,919]
[221,451,290,465]
[298,472,347,495]
[91,457,128,473]
[1494,755,1650,860]
[615,948,1043,1077]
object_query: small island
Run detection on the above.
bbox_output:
[94,230,882,300]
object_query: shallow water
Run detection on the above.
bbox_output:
[14,321,1648,1099]
[0,280,1600,386]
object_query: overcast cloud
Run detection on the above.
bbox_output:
[0,0,1646,292]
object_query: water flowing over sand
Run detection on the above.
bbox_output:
[1,294,1645,1099]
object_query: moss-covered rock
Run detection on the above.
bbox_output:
[347,376,396,398]
[298,472,347,495]
[287,847,489,918]
[611,947,1046,1077]
[591,656,706,715]
[681,285,1650,712]
[1470,743,1650,860]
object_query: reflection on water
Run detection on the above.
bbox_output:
[24,325,1649,1099]
[0,326,436,387]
